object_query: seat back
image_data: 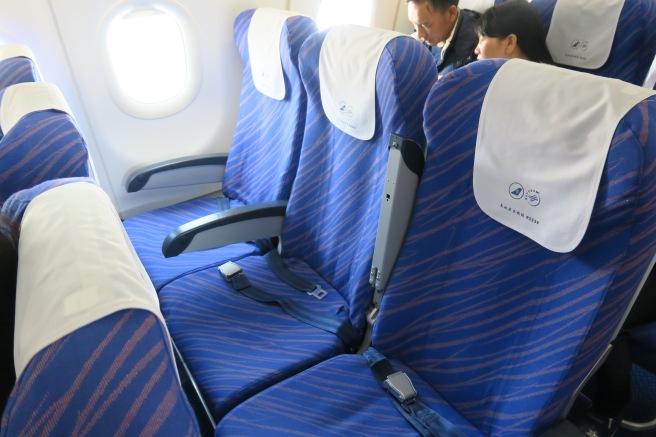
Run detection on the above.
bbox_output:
[373,59,656,435]
[0,82,90,205]
[531,0,656,85]
[278,25,437,333]
[1,181,199,436]
[0,44,40,90]
[221,9,316,205]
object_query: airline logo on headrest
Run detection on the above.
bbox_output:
[566,38,590,62]
[501,182,541,226]
[338,101,353,118]
[508,182,540,207]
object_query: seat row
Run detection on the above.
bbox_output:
[0,43,93,411]
[120,2,656,430]
[2,4,656,437]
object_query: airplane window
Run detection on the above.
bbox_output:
[316,0,374,30]
[108,9,185,104]
[101,2,200,119]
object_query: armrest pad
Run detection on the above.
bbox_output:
[162,200,287,257]
[126,153,228,193]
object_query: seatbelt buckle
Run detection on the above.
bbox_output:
[366,306,379,326]
[383,371,417,404]
[218,261,243,280]
[307,285,327,300]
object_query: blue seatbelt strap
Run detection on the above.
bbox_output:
[264,250,327,299]
[218,261,361,351]
[363,348,467,437]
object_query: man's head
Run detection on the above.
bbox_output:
[407,0,459,46]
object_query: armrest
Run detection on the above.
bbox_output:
[126,153,228,193]
[162,200,288,258]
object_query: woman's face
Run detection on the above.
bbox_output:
[474,35,508,60]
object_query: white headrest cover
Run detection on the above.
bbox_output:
[473,59,656,253]
[248,8,300,100]
[0,82,73,135]
[546,0,624,69]
[0,44,36,63]
[644,55,656,89]
[320,25,405,140]
[458,0,495,13]
[14,183,168,379]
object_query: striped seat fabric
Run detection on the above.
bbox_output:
[531,0,656,85]
[122,9,317,292]
[1,310,200,437]
[158,27,437,421]
[0,181,200,436]
[0,44,40,91]
[215,60,656,436]
[0,83,90,206]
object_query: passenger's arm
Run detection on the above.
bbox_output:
[126,153,228,193]
[162,200,287,257]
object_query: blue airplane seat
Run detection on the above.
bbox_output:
[0,181,200,436]
[530,0,656,86]
[121,9,317,292]
[0,82,90,206]
[0,44,40,90]
[157,25,437,421]
[215,59,656,436]
[620,321,656,431]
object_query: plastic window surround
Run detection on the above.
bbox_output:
[100,0,201,119]
[316,0,374,30]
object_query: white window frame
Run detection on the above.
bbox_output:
[100,0,201,119]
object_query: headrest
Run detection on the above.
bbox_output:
[319,25,405,140]
[0,82,74,135]
[458,0,495,13]
[546,0,624,69]
[248,8,301,100]
[14,183,167,378]
[473,59,655,252]
[1,177,96,223]
[0,43,36,63]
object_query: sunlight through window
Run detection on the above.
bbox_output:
[108,9,186,104]
[316,0,373,30]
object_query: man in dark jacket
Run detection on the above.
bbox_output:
[407,0,480,75]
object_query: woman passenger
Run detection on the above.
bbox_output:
[473,0,553,64]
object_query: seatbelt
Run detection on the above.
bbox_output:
[363,348,467,437]
[264,250,327,299]
[218,261,361,351]
[216,197,231,212]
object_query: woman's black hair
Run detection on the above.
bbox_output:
[475,0,553,64]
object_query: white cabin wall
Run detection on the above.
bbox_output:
[289,0,321,19]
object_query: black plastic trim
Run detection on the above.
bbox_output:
[162,200,288,257]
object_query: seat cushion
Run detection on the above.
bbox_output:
[158,254,349,419]
[123,197,263,291]
[216,353,484,436]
